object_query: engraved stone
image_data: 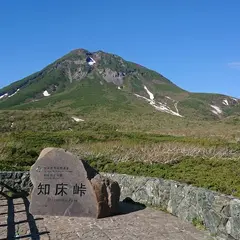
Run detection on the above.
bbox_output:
[30,148,120,218]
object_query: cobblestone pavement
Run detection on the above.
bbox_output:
[0,197,214,240]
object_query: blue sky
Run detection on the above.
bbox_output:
[0,0,240,97]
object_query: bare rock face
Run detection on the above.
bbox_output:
[29,148,120,218]
[101,68,125,85]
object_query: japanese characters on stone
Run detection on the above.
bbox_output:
[37,183,87,196]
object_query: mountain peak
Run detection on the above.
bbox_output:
[69,48,89,55]
[0,49,239,120]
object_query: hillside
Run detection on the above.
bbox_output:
[0,109,240,197]
[1,49,240,198]
[0,49,239,120]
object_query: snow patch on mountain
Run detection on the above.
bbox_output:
[231,97,238,102]
[174,102,180,115]
[0,93,8,99]
[8,89,20,98]
[134,88,183,117]
[135,94,151,102]
[43,90,51,97]
[165,96,180,114]
[144,86,154,100]
[223,99,229,106]
[86,56,96,66]
[210,105,222,115]
[118,86,121,90]
[72,117,84,122]
[211,110,218,115]
[165,96,173,100]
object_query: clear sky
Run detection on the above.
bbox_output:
[0,0,240,97]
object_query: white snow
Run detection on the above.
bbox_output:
[152,102,182,117]
[231,97,238,102]
[165,96,173,101]
[144,85,154,100]
[211,110,219,115]
[165,96,179,114]
[134,94,152,102]
[210,105,222,115]
[174,102,180,115]
[0,93,8,99]
[8,89,20,98]
[88,61,95,66]
[118,86,121,90]
[222,99,229,106]
[134,93,183,117]
[72,117,84,122]
[43,90,51,97]
[87,57,96,66]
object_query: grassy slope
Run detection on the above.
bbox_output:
[1,110,240,197]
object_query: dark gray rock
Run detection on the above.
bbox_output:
[230,199,240,218]
[197,189,215,211]
[226,217,240,239]
[15,172,23,179]
[225,199,240,239]
[167,182,185,215]
[157,178,171,208]
[175,185,198,221]
[203,209,221,234]
[222,205,231,218]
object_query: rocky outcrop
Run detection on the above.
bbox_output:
[100,68,125,86]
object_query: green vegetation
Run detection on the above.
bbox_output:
[0,49,240,201]
[88,157,240,196]
[145,204,168,213]
[192,218,206,231]
[0,110,240,197]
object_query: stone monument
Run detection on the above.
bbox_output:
[29,148,120,218]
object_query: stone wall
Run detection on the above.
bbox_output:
[0,171,31,192]
[103,173,240,240]
[0,171,240,239]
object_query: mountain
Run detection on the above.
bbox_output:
[0,48,239,120]
[1,49,240,203]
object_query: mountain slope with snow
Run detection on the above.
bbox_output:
[0,48,239,120]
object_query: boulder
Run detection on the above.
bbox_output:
[30,148,120,218]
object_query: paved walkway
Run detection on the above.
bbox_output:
[0,197,214,240]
